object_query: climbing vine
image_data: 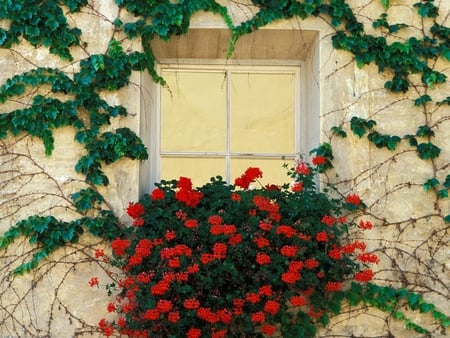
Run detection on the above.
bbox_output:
[0,0,448,336]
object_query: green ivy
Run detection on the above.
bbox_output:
[0,0,83,60]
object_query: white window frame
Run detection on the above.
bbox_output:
[149,61,306,185]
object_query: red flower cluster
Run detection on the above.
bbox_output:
[96,166,379,338]
[111,238,131,256]
[321,215,335,226]
[359,220,373,230]
[126,202,144,218]
[98,318,114,336]
[354,269,374,282]
[175,177,203,207]
[89,277,99,287]
[346,193,361,205]
[234,167,263,189]
[253,195,280,221]
[325,281,343,292]
[295,162,310,175]
[312,156,326,165]
[151,188,165,200]
[290,295,308,307]
[291,181,303,192]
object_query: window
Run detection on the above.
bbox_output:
[155,64,300,186]
[140,27,320,193]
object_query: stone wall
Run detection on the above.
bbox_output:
[0,0,448,337]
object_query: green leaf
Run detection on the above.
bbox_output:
[443,175,450,189]
[437,96,450,106]
[414,95,432,106]
[25,26,40,37]
[368,131,401,150]
[330,126,347,138]
[381,0,389,10]
[72,188,104,212]
[423,178,439,191]
[416,125,434,138]
[438,189,448,199]
[416,142,441,159]
[350,116,376,138]
[404,135,418,147]
[414,1,439,18]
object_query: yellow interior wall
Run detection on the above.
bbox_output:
[161,67,296,186]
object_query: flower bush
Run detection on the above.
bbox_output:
[95,158,379,337]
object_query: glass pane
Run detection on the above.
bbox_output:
[231,157,294,187]
[161,70,227,152]
[161,157,226,187]
[230,72,296,154]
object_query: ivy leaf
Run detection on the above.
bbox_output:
[423,178,439,191]
[414,95,432,106]
[422,70,446,88]
[443,175,450,189]
[0,28,7,45]
[404,135,418,147]
[439,45,450,61]
[368,132,401,150]
[416,142,441,159]
[437,96,450,106]
[414,1,439,18]
[330,126,347,138]
[350,116,376,138]
[444,215,450,223]
[388,23,408,33]
[381,0,389,10]
[437,189,448,199]
[71,188,104,212]
[416,125,434,138]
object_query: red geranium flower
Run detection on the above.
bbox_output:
[184,219,199,229]
[250,311,266,323]
[177,177,193,190]
[150,188,165,200]
[183,298,200,310]
[312,156,326,165]
[168,311,180,323]
[142,309,160,320]
[234,167,263,189]
[290,295,308,307]
[358,253,379,264]
[292,182,303,192]
[186,328,202,338]
[316,231,329,242]
[126,202,145,219]
[354,269,374,282]
[89,277,99,287]
[359,220,373,230]
[321,215,335,226]
[256,252,271,265]
[264,300,280,315]
[156,299,173,313]
[111,238,131,256]
[295,162,310,175]
[261,324,276,335]
[326,281,343,292]
[346,193,361,205]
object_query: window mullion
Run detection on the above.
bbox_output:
[226,69,231,183]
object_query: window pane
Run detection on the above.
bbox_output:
[161,70,227,152]
[231,157,293,186]
[161,157,226,187]
[230,72,295,154]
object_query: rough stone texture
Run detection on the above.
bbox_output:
[0,0,448,337]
